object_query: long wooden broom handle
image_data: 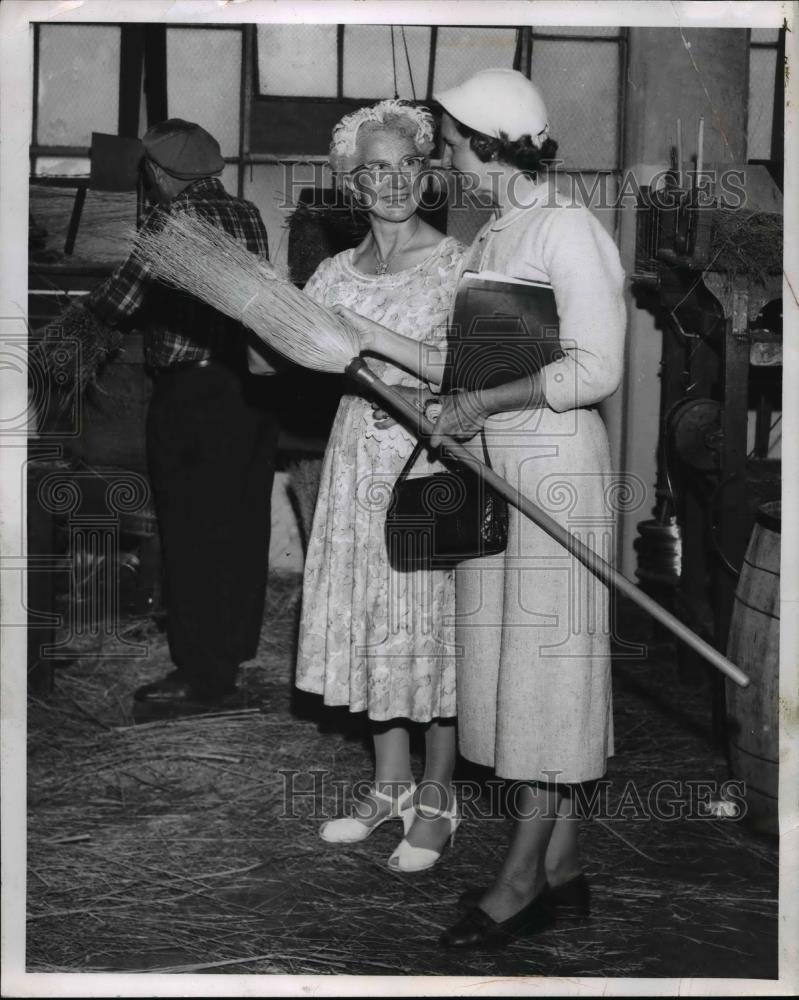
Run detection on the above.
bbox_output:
[347,359,750,689]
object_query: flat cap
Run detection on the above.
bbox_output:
[142,119,225,180]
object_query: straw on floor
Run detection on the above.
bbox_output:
[26,575,778,977]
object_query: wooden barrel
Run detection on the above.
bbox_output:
[725,501,780,834]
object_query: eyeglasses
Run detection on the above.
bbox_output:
[353,156,427,183]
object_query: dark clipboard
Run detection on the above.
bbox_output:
[443,271,562,393]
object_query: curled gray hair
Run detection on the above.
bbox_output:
[329,99,435,174]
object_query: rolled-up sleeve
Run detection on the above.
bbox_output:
[537,207,626,413]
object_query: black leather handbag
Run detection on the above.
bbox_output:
[385,271,563,569]
[385,430,508,569]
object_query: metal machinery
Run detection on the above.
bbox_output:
[632,165,782,741]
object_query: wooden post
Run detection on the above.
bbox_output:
[143,25,168,126]
[63,184,87,256]
[118,25,145,138]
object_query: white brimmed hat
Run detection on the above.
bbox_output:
[435,68,549,146]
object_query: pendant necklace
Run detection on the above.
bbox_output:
[374,218,420,276]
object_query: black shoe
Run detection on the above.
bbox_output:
[458,872,590,920]
[439,887,555,949]
[134,671,235,704]
[550,872,591,919]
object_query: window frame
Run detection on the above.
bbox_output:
[747,26,784,164]
[29,22,630,209]
[248,23,628,179]
[30,22,250,199]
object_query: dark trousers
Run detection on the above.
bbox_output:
[146,360,278,694]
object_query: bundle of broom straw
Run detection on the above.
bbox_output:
[133,210,360,372]
[33,302,123,413]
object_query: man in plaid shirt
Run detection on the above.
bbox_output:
[86,119,279,706]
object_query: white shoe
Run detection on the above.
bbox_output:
[387,801,460,872]
[319,783,416,844]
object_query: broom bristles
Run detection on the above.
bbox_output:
[133,210,360,373]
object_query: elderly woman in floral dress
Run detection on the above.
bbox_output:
[295,100,465,872]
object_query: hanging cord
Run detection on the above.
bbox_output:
[659,406,678,521]
[669,310,710,386]
[669,309,701,341]
[390,25,399,99]
[400,27,416,101]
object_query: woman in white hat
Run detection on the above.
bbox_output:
[330,69,626,945]
[425,68,626,947]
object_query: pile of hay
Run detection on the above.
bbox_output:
[707,209,783,283]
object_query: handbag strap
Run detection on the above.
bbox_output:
[394,418,493,489]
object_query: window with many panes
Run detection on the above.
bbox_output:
[31,23,784,264]
[251,24,627,244]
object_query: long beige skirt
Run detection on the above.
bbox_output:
[455,404,616,783]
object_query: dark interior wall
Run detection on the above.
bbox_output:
[624,27,749,166]
[250,99,375,156]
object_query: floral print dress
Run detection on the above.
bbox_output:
[295,237,464,722]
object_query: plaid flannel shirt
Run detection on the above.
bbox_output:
[86,177,269,369]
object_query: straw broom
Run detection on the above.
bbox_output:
[134,210,749,688]
[132,210,360,371]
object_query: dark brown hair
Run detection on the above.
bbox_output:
[451,117,559,179]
